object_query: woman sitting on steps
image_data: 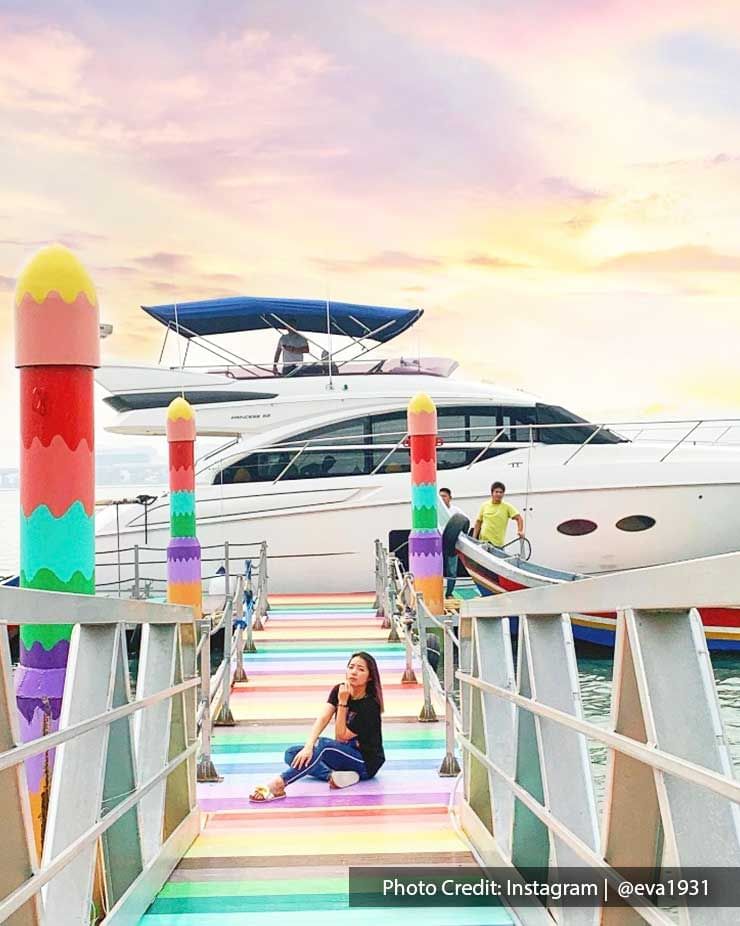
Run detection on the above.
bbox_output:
[249,651,385,802]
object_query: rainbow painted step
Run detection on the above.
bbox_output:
[139,595,512,925]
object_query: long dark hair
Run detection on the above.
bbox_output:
[349,651,384,713]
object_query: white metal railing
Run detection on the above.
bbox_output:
[375,542,740,926]
[196,543,270,780]
[0,587,200,926]
[94,538,268,601]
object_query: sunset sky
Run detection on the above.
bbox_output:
[2,1,740,464]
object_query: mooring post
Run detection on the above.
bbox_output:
[407,393,444,616]
[166,397,202,617]
[14,244,100,850]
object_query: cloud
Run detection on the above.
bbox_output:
[147,280,240,299]
[539,176,604,203]
[598,246,740,272]
[636,152,740,170]
[465,254,529,270]
[0,231,107,251]
[0,22,97,114]
[204,272,244,286]
[561,214,599,235]
[314,250,442,274]
[133,252,192,273]
[93,265,140,278]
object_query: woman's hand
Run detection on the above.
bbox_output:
[291,745,314,769]
[337,682,350,706]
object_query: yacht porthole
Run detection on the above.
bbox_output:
[615,515,656,532]
[556,518,598,536]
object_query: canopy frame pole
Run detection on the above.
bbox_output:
[169,325,273,376]
[157,325,170,364]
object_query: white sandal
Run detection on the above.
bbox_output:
[249,785,287,803]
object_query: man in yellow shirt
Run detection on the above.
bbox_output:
[473,481,525,547]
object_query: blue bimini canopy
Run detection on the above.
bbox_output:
[142,296,423,344]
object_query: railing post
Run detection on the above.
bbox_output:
[224,539,231,599]
[439,618,460,776]
[244,567,258,655]
[197,618,222,782]
[252,546,266,631]
[401,609,417,684]
[261,540,270,616]
[133,544,140,600]
[215,595,236,727]
[416,593,438,722]
[381,550,391,629]
[233,575,249,681]
[387,575,400,642]
[373,539,382,614]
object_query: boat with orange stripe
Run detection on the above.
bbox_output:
[454,532,740,651]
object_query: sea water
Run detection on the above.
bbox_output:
[1,488,739,784]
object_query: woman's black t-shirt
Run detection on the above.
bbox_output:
[328,684,385,777]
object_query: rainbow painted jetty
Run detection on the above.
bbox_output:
[139,592,507,925]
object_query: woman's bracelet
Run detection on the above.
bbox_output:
[337,703,348,709]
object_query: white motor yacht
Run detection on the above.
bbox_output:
[95,296,740,593]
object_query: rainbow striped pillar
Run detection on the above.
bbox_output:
[14,244,99,847]
[166,398,202,616]
[407,392,444,615]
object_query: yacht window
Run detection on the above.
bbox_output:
[500,405,537,443]
[371,412,408,442]
[103,390,278,412]
[615,515,656,532]
[214,442,517,483]
[468,410,500,443]
[437,409,467,443]
[536,404,624,444]
[282,417,371,444]
[557,518,598,536]
[438,448,469,469]
[371,448,410,474]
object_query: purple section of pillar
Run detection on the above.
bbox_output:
[410,552,445,579]
[167,536,201,559]
[18,710,51,792]
[19,638,70,669]
[409,532,442,557]
[15,666,65,719]
[167,556,202,584]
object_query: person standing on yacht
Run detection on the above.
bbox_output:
[439,487,465,597]
[273,317,310,375]
[473,481,525,548]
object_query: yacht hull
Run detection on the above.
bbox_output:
[95,464,740,604]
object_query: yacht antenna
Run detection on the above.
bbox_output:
[325,282,334,391]
[173,302,185,398]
